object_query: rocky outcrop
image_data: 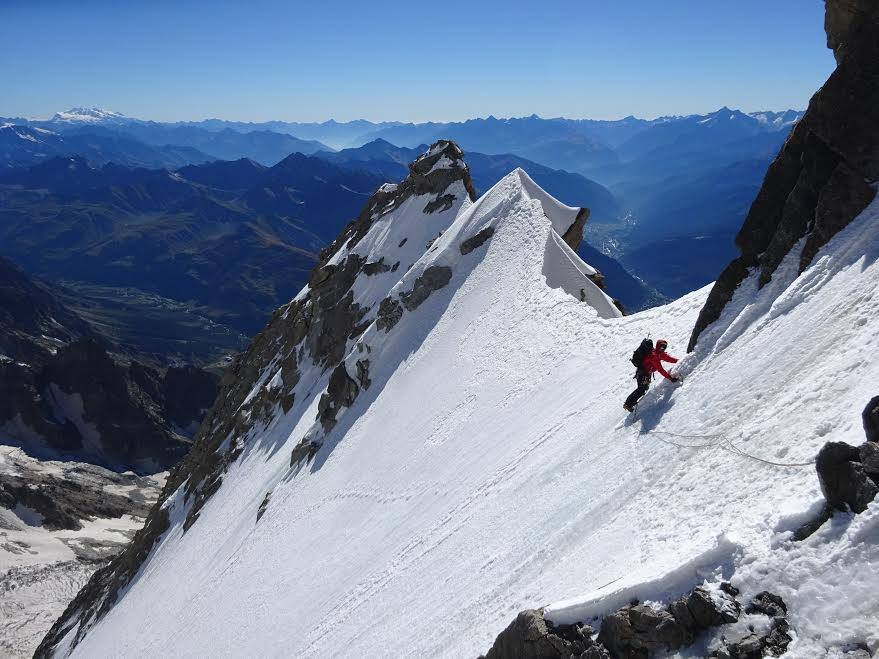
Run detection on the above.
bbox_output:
[376,296,404,332]
[320,140,477,260]
[863,395,879,443]
[460,226,496,255]
[317,363,360,432]
[598,604,691,657]
[689,2,879,351]
[399,266,453,311]
[481,610,609,659]
[711,593,791,659]
[669,586,740,635]
[596,586,740,658]
[816,441,878,514]
[482,584,793,659]
[561,207,590,253]
[483,584,744,659]
[795,404,879,539]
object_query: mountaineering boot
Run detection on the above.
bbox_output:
[623,402,635,413]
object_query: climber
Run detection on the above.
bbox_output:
[624,338,680,412]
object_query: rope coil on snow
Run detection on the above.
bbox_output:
[646,429,815,468]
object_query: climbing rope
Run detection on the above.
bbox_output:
[645,428,815,468]
[720,436,815,468]
[647,430,724,449]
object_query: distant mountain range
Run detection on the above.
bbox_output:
[0,124,213,170]
[1,106,804,300]
[5,106,800,173]
[2,109,331,169]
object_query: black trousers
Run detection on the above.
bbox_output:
[624,368,651,408]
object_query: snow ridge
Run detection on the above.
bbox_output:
[38,140,612,656]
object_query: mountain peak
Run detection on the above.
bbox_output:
[51,107,128,123]
[37,137,625,657]
[320,140,477,260]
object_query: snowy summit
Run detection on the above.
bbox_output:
[49,108,129,124]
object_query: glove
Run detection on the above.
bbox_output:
[670,376,680,383]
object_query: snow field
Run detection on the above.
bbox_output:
[69,182,879,657]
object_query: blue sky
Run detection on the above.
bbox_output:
[2,0,834,123]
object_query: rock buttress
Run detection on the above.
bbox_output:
[689,2,879,351]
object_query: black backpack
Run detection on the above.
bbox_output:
[631,338,653,368]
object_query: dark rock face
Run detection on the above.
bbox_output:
[460,226,496,255]
[485,584,746,659]
[816,441,879,513]
[256,491,271,521]
[0,336,210,474]
[376,296,404,332]
[670,587,740,634]
[362,257,392,275]
[482,610,609,659]
[689,3,879,351]
[355,359,371,390]
[796,414,879,539]
[745,591,787,618]
[561,207,590,252]
[598,604,691,657]
[860,441,879,479]
[399,266,453,311]
[305,254,368,369]
[712,593,791,658]
[424,192,457,213]
[317,364,360,432]
[0,256,217,473]
[863,396,879,443]
[825,0,874,64]
[162,365,219,430]
[597,587,741,658]
[289,438,320,468]
[38,340,196,472]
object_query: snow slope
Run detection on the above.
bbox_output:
[57,169,878,656]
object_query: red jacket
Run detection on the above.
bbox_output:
[642,349,678,380]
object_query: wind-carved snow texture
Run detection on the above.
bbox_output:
[40,161,879,657]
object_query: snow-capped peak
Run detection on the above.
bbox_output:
[748,109,804,130]
[50,107,129,124]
